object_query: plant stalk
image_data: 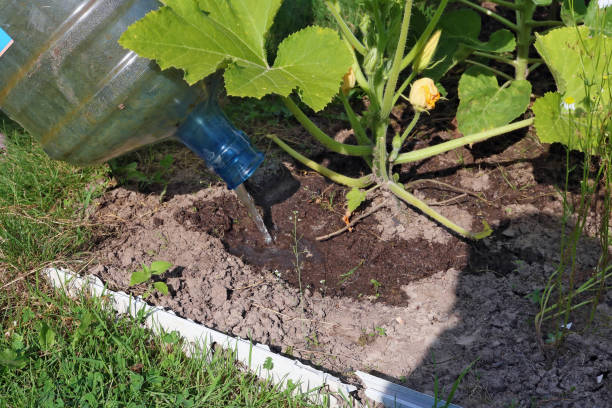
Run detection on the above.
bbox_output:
[267,134,373,188]
[338,91,371,146]
[515,1,536,80]
[465,59,514,81]
[389,112,421,162]
[282,97,372,157]
[324,0,367,55]
[455,0,518,32]
[388,181,492,239]
[381,0,413,119]
[393,118,533,164]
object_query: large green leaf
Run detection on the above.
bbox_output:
[457,67,531,134]
[533,27,611,153]
[534,26,611,108]
[119,0,352,111]
[532,92,586,152]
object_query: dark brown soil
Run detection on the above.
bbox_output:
[173,172,469,306]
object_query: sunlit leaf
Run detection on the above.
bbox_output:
[153,281,169,295]
[346,188,366,215]
[130,269,151,286]
[457,67,531,134]
[150,261,173,275]
[119,0,352,111]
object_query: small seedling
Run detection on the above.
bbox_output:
[338,259,364,285]
[306,332,320,348]
[374,326,387,337]
[129,261,173,298]
[370,279,382,298]
[545,331,563,345]
[525,289,543,304]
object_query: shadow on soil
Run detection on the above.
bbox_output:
[396,218,610,408]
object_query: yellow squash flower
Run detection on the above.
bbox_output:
[409,78,440,111]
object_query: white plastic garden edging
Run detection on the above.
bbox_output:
[44,268,462,408]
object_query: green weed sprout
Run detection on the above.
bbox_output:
[129,261,172,298]
[119,0,552,239]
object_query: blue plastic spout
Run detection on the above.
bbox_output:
[177,98,264,190]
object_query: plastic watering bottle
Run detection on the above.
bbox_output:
[0,0,264,189]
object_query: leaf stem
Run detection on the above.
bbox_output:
[393,118,533,164]
[382,0,413,119]
[282,96,372,157]
[338,91,371,146]
[324,0,367,56]
[267,134,373,188]
[389,112,421,162]
[527,19,564,28]
[388,181,492,239]
[472,50,516,66]
[349,51,370,94]
[393,70,417,106]
[465,59,514,81]
[484,0,520,10]
[454,0,518,32]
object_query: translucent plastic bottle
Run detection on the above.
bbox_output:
[0,0,263,189]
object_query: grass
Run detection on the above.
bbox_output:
[0,117,108,274]
[0,120,325,407]
[0,280,319,407]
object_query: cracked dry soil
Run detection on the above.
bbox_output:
[89,125,610,407]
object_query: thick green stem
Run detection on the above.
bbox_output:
[455,0,518,31]
[393,118,533,164]
[267,134,373,188]
[338,91,371,146]
[401,0,450,70]
[374,122,390,182]
[515,1,536,80]
[282,97,372,157]
[381,0,413,119]
[389,181,492,239]
[324,0,367,56]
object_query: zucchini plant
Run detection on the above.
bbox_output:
[119,0,545,239]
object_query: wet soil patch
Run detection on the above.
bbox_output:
[173,172,469,306]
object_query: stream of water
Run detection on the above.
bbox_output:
[234,184,273,245]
